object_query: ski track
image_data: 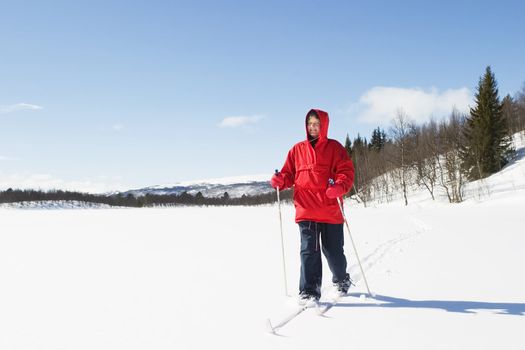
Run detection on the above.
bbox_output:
[347,215,429,288]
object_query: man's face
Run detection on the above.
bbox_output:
[307,117,320,138]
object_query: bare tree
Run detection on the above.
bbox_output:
[438,109,467,203]
[515,82,525,133]
[414,121,439,200]
[388,109,416,206]
[351,135,372,206]
[368,144,394,203]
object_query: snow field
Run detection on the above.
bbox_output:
[1,133,524,349]
[1,196,524,349]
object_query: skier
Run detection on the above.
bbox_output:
[270,109,355,305]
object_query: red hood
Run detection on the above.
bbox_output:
[305,108,329,143]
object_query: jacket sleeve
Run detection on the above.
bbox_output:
[279,147,296,190]
[333,146,355,194]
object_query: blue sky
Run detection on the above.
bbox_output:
[1,0,524,192]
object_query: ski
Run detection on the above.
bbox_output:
[319,292,378,316]
[266,301,318,334]
[317,291,344,316]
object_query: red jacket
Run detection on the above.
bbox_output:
[278,109,355,224]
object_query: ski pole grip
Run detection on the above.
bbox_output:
[274,169,280,191]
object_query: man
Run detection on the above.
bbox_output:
[270,109,355,304]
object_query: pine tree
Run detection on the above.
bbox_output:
[351,134,362,194]
[461,66,513,180]
[353,134,368,149]
[502,94,520,135]
[344,133,353,158]
[370,127,387,151]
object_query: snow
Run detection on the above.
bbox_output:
[123,174,272,198]
[0,200,119,210]
[1,135,524,349]
[163,174,270,187]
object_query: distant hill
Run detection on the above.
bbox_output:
[120,174,273,198]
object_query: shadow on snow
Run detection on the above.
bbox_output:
[330,293,525,316]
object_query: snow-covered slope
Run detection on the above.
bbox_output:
[1,134,524,349]
[462,131,525,201]
[0,200,120,210]
[122,174,272,198]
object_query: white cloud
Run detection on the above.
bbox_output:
[350,87,473,124]
[218,115,264,128]
[0,103,43,114]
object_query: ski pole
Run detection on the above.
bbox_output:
[329,179,373,296]
[275,170,289,297]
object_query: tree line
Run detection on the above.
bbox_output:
[345,66,524,205]
[0,188,293,207]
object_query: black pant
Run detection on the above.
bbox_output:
[298,221,348,297]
